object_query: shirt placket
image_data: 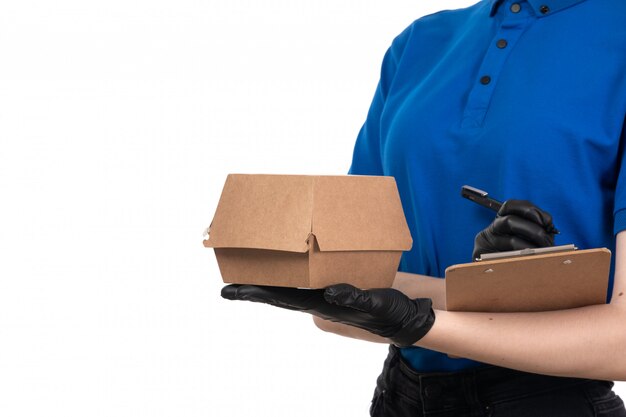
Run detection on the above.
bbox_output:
[461,0,536,129]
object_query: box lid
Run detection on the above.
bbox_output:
[204,174,412,253]
[310,175,412,251]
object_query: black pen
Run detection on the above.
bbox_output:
[461,185,503,212]
[461,185,559,234]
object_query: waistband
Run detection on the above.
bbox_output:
[378,345,606,413]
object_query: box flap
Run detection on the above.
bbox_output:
[205,174,314,253]
[311,176,412,252]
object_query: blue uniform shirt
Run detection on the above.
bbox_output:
[349,0,626,371]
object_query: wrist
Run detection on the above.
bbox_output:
[390,299,436,347]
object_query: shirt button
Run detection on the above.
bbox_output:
[540,5,550,14]
[480,75,492,85]
[496,39,508,49]
[510,3,521,13]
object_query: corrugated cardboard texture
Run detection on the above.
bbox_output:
[312,176,412,251]
[445,248,610,312]
[214,247,310,287]
[308,235,400,288]
[205,174,413,289]
[206,174,313,252]
[205,174,412,253]
[214,236,402,288]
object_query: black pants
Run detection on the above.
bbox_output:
[370,346,626,417]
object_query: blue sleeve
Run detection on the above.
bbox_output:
[614,121,626,235]
[348,26,413,176]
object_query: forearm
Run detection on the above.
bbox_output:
[313,282,626,380]
[313,271,443,341]
[420,226,626,380]
[417,303,626,381]
[313,316,390,343]
[392,271,445,309]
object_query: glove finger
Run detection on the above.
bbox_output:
[498,200,555,230]
[484,234,541,252]
[221,284,325,311]
[473,233,540,259]
[324,284,373,313]
[491,215,555,247]
[474,228,549,258]
[221,284,243,300]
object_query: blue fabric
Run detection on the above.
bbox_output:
[348,0,626,372]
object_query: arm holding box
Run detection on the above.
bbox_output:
[312,270,443,342]
[315,202,626,381]
[314,234,626,380]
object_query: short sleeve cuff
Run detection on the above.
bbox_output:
[614,208,626,235]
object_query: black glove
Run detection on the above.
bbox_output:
[473,199,558,261]
[221,283,435,347]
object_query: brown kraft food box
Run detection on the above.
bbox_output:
[204,174,412,289]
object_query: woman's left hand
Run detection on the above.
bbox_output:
[221,283,435,347]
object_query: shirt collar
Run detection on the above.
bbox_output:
[490,0,587,17]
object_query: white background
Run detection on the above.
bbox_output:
[0,1,623,416]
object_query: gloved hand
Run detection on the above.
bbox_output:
[473,199,558,261]
[221,283,435,347]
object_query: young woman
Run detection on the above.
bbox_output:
[222,0,626,415]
